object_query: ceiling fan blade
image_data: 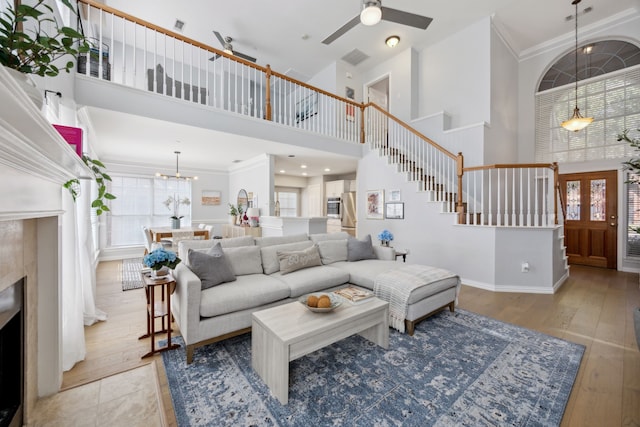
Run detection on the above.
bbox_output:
[381,7,432,29]
[322,14,361,45]
[208,53,221,61]
[233,50,257,63]
[213,30,225,46]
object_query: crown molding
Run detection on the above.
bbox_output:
[519,8,640,61]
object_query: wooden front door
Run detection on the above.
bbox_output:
[560,170,617,269]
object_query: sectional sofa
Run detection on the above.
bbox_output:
[172,232,459,364]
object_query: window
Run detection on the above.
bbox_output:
[108,175,191,247]
[275,190,298,217]
[535,66,640,163]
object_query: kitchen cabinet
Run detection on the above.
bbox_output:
[325,180,355,197]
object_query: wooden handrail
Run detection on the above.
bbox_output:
[269,68,362,107]
[463,163,557,172]
[365,102,457,160]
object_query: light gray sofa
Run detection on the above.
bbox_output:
[171,232,458,364]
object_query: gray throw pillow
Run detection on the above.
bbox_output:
[188,245,236,290]
[277,245,322,275]
[347,234,376,262]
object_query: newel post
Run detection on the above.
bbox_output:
[360,103,366,144]
[456,153,464,222]
[265,64,272,121]
[553,162,559,225]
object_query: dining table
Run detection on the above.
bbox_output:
[149,226,209,242]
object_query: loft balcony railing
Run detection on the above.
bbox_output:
[74,0,561,228]
[76,0,362,144]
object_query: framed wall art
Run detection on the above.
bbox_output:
[385,202,404,219]
[53,124,82,157]
[366,190,384,219]
[201,190,221,206]
[388,189,401,202]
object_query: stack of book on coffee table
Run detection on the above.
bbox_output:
[334,286,374,305]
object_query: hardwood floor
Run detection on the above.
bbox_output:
[62,261,640,426]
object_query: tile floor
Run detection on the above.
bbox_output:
[28,362,165,427]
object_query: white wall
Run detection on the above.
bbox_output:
[418,17,491,129]
[485,23,519,164]
[355,47,419,122]
[229,153,273,216]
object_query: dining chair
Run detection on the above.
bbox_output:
[142,226,172,254]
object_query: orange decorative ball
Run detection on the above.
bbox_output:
[307,295,319,307]
[317,295,331,308]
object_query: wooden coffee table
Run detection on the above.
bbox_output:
[251,297,389,404]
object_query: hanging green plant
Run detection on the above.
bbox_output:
[64,154,116,215]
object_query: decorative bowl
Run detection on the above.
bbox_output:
[298,293,342,313]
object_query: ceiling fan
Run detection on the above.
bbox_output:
[322,0,433,45]
[209,30,257,63]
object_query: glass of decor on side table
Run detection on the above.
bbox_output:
[377,229,394,247]
[143,247,181,279]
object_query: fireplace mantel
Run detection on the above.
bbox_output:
[0,64,93,425]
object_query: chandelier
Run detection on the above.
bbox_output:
[560,0,593,132]
[155,151,198,181]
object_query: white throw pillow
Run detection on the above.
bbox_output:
[260,240,314,274]
[223,246,263,276]
[277,245,322,275]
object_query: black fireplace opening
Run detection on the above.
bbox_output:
[0,278,23,427]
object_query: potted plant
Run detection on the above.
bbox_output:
[377,229,394,246]
[143,247,181,278]
[164,195,191,229]
[228,203,238,224]
[0,0,90,104]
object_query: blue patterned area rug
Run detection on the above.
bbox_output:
[162,309,584,426]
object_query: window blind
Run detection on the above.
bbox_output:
[535,65,640,163]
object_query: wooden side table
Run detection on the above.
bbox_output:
[138,272,180,358]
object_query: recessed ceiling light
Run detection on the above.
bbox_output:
[324,168,331,172]
[280,169,286,173]
[301,164,307,168]
[385,35,400,48]
[302,172,308,176]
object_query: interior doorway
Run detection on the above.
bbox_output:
[559,170,618,269]
[366,76,389,111]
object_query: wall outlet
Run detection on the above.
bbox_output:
[521,262,530,273]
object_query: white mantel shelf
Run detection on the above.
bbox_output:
[0,64,90,184]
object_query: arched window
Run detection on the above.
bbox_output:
[535,40,640,163]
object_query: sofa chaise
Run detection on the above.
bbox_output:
[172,232,460,364]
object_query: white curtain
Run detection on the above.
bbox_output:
[61,179,107,371]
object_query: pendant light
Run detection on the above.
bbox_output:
[155,151,198,181]
[561,0,593,132]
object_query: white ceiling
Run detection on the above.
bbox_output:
[87,0,640,177]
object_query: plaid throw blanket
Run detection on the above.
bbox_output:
[374,265,459,333]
